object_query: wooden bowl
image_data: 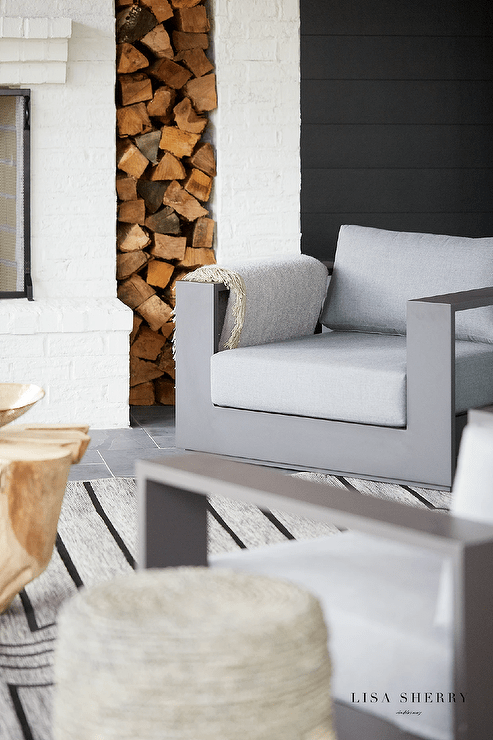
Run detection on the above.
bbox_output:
[0,384,45,428]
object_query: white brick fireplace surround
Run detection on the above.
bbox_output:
[0,0,301,428]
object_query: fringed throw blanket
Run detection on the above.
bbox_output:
[181,266,247,349]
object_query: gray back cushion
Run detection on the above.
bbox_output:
[321,225,493,342]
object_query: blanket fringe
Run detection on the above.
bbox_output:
[180,266,247,349]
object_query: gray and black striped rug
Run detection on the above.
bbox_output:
[0,475,450,740]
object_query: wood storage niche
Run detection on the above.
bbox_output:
[116,0,217,406]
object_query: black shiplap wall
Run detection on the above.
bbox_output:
[301,0,493,260]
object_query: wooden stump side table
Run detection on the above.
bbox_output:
[0,384,90,613]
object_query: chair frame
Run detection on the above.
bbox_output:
[136,451,493,740]
[175,280,493,489]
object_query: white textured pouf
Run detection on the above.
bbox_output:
[53,567,336,740]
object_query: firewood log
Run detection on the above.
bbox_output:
[117,250,149,280]
[130,325,166,361]
[183,73,217,112]
[134,130,162,164]
[136,294,173,331]
[170,0,202,7]
[150,58,192,89]
[117,43,149,74]
[149,152,186,180]
[129,381,155,405]
[117,199,147,225]
[119,73,153,106]
[145,206,182,234]
[150,234,187,260]
[140,0,174,22]
[130,356,164,386]
[146,259,175,289]
[116,5,157,44]
[117,140,150,178]
[175,48,214,78]
[117,102,153,137]
[118,223,151,252]
[118,274,156,309]
[157,342,175,378]
[147,86,176,122]
[131,314,144,343]
[187,141,216,176]
[163,268,191,308]
[160,322,175,340]
[179,246,216,268]
[140,23,174,59]
[173,97,207,134]
[172,30,209,52]
[159,126,200,158]
[116,174,138,201]
[137,180,167,213]
[184,168,212,201]
[162,180,208,221]
[192,216,215,249]
[175,6,210,33]
[155,376,175,404]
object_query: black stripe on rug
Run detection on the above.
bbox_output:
[18,591,55,635]
[401,485,436,509]
[0,637,56,650]
[7,683,43,740]
[55,534,84,590]
[83,481,137,569]
[259,509,296,540]
[207,501,247,549]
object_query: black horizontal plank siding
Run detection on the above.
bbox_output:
[303,169,493,215]
[302,36,493,81]
[300,0,493,261]
[302,81,493,126]
[301,0,493,37]
[302,125,493,169]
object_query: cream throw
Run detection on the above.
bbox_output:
[182,266,247,349]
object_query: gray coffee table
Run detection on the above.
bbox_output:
[136,451,493,740]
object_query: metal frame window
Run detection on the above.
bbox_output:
[0,88,32,300]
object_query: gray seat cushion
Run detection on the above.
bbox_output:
[321,225,493,343]
[211,332,493,426]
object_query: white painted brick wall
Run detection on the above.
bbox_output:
[209,0,301,260]
[0,0,133,429]
[0,298,132,428]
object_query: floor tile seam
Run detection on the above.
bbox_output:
[141,426,160,448]
[130,414,162,449]
[96,450,116,478]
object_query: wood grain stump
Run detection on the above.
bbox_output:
[0,424,90,613]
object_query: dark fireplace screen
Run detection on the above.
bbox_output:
[0,89,31,299]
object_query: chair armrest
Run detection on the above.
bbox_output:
[410,285,493,312]
[137,452,493,556]
[405,286,493,485]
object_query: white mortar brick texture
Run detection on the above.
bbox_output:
[1,0,133,429]
[211,0,301,260]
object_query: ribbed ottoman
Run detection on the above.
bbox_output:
[53,567,336,740]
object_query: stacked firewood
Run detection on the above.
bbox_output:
[115,0,217,405]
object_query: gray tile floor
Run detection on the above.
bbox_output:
[69,405,188,481]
